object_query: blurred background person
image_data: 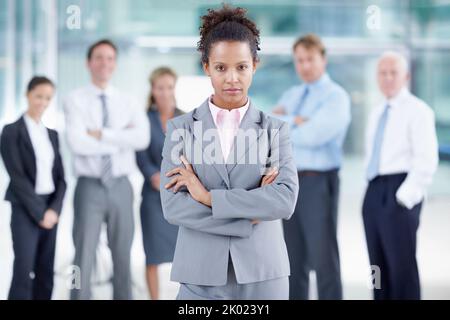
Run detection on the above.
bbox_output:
[64,39,150,300]
[136,67,183,300]
[0,76,66,300]
[363,51,438,300]
[272,34,351,300]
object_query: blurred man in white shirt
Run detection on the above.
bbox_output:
[363,51,438,300]
[64,39,150,300]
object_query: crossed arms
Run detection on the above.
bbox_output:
[159,120,299,238]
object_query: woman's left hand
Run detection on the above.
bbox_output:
[165,155,212,207]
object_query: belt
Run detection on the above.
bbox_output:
[78,175,127,181]
[298,168,339,177]
[369,172,407,183]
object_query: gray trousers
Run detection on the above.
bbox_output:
[177,259,289,300]
[70,176,134,300]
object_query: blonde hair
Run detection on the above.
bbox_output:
[148,66,178,110]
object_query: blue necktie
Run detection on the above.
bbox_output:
[99,94,113,184]
[367,104,390,181]
[293,86,309,115]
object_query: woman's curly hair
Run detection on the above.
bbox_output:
[197,4,261,64]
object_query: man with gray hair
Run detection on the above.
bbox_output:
[363,51,438,300]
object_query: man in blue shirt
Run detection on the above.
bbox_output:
[273,34,351,300]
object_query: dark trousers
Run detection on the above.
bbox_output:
[283,169,342,300]
[363,173,422,300]
[8,195,57,300]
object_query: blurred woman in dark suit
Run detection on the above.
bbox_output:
[0,76,66,300]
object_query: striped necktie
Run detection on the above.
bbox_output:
[99,94,113,184]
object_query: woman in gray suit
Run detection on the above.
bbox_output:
[136,67,183,300]
[160,5,299,300]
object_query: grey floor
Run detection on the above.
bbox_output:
[1,155,449,300]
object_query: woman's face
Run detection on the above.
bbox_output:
[203,41,257,110]
[26,84,54,119]
[152,73,177,111]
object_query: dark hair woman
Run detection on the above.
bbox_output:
[159,5,299,300]
[0,76,66,300]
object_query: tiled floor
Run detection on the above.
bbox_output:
[1,155,449,300]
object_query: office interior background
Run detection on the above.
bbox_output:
[0,0,449,299]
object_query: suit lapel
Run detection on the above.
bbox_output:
[18,116,37,178]
[189,100,264,187]
[18,116,35,155]
[190,99,230,188]
[47,129,58,158]
[226,102,264,173]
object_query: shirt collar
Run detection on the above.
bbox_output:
[88,83,114,98]
[208,96,250,126]
[304,72,331,91]
[386,86,409,108]
[23,113,45,130]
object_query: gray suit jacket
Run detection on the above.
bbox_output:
[160,99,299,286]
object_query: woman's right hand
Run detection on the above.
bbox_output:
[39,209,59,230]
[252,167,279,225]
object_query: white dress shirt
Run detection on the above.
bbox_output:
[365,87,439,209]
[64,84,150,178]
[23,114,55,195]
[208,96,249,161]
